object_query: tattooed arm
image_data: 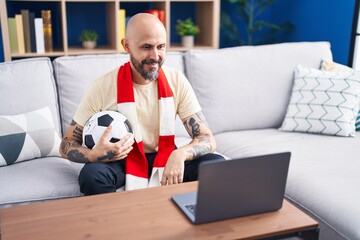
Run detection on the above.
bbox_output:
[59,120,134,163]
[160,111,216,185]
[181,111,216,159]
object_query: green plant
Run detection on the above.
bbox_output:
[175,18,200,36]
[79,30,98,42]
[221,0,294,46]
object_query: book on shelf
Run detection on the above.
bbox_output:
[34,18,45,54]
[41,10,53,52]
[21,9,32,53]
[8,18,19,54]
[118,9,126,51]
[29,12,37,53]
[15,14,25,54]
[145,10,165,27]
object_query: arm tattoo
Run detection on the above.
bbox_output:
[60,137,71,154]
[183,112,213,159]
[60,136,81,154]
[197,134,211,144]
[186,134,212,159]
[183,111,209,138]
[72,126,83,143]
[61,121,89,163]
[97,151,117,162]
[67,149,91,163]
[61,136,90,163]
[189,117,200,137]
[187,145,211,159]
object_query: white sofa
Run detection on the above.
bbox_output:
[1,42,359,240]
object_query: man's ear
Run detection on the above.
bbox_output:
[121,39,130,53]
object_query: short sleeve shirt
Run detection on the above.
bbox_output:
[73,65,201,153]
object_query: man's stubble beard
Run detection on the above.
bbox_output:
[130,55,164,81]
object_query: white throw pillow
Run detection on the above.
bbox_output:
[0,107,61,166]
[320,60,360,131]
[280,65,360,137]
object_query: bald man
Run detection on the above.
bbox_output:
[60,13,225,196]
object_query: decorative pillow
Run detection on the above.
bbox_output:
[280,65,360,137]
[320,60,360,131]
[0,107,61,166]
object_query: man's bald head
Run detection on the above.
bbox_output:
[125,13,166,43]
[121,13,167,83]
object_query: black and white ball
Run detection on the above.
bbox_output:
[82,111,133,149]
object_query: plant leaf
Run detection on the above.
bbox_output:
[220,11,242,46]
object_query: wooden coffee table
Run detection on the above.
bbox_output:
[0,182,318,240]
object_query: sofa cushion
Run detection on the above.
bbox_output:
[53,54,129,135]
[280,65,360,137]
[53,52,185,136]
[0,57,61,135]
[184,42,333,134]
[0,107,61,166]
[214,129,360,240]
[0,157,83,206]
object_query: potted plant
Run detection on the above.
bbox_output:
[221,0,294,46]
[175,18,200,48]
[79,30,98,49]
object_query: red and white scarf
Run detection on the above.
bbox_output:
[117,62,175,190]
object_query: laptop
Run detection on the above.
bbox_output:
[171,152,291,224]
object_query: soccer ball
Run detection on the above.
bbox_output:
[82,111,133,149]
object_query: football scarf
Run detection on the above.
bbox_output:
[117,62,175,190]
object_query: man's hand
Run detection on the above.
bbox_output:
[93,125,134,162]
[158,111,217,186]
[160,149,186,185]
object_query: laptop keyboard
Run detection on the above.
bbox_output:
[185,204,197,216]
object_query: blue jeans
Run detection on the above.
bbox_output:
[78,152,225,196]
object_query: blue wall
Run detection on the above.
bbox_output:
[0,0,357,65]
[221,0,356,65]
[272,0,356,65]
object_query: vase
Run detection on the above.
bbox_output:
[82,41,97,49]
[181,36,194,48]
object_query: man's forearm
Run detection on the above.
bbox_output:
[182,133,215,160]
[60,137,92,163]
[60,137,122,163]
[181,111,216,160]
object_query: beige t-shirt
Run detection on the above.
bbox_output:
[74,65,201,153]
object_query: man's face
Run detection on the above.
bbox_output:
[130,46,165,81]
[125,20,167,81]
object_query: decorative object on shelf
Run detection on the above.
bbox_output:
[8,18,18,53]
[15,14,25,54]
[79,29,98,49]
[118,9,126,51]
[41,10,53,52]
[175,18,200,48]
[0,0,219,61]
[145,9,165,26]
[221,0,294,46]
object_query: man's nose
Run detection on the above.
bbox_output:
[148,48,159,61]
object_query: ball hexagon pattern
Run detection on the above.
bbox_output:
[82,111,133,149]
